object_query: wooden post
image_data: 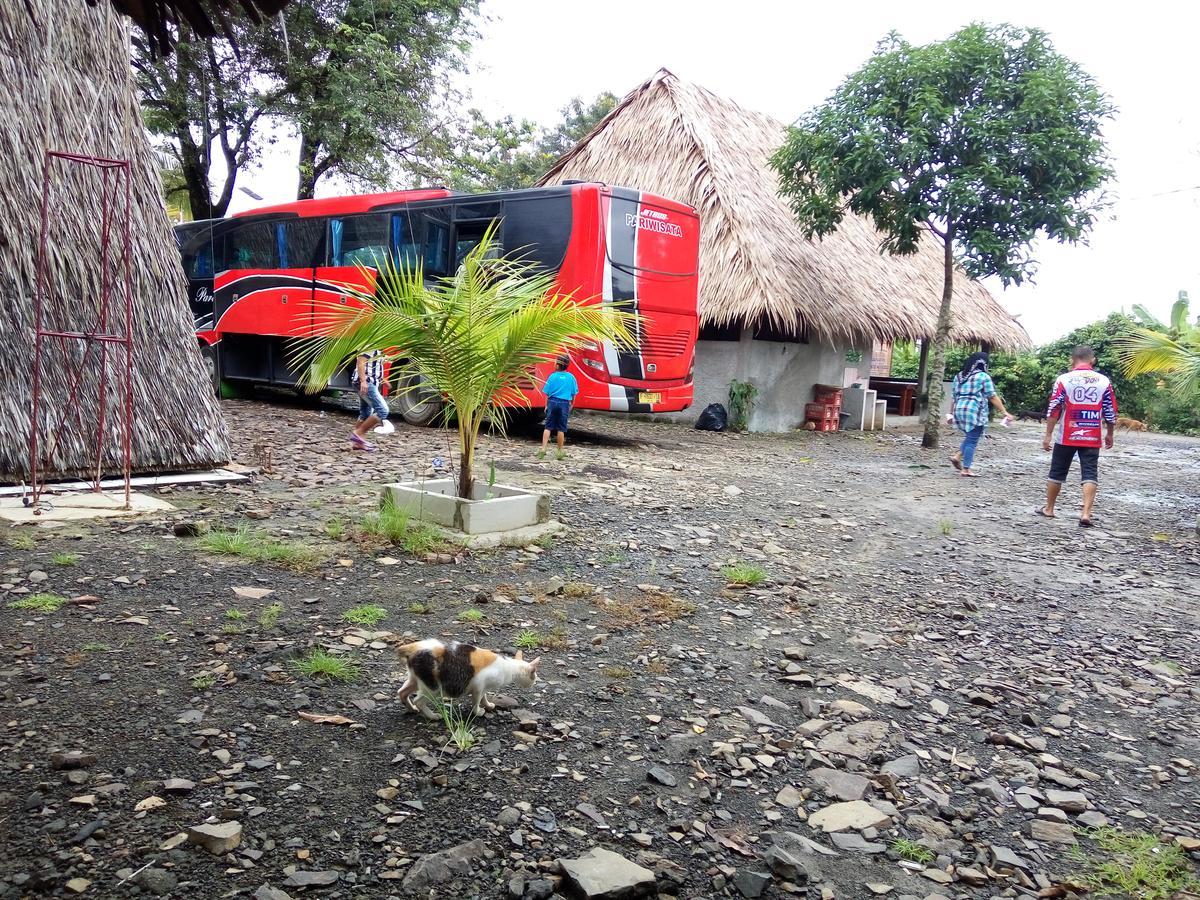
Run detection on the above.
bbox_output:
[915,339,930,419]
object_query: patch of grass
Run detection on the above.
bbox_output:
[197,525,320,570]
[891,838,935,865]
[532,533,555,548]
[594,593,696,629]
[258,602,283,629]
[406,600,434,615]
[225,609,247,621]
[1072,827,1199,900]
[646,658,669,675]
[554,449,567,461]
[6,533,35,550]
[541,626,569,650]
[562,582,594,598]
[222,623,244,635]
[937,519,954,536]
[289,648,360,683]
[514,630,541,650]
[361,497,444,555]
[325,518,346,540]
[191,673,216,690]
[458,608,485,624]
[7,593,67,613]
[434,699,478,752]
[343,603,387,627]
[600,549,625,564]
[722,562,766,586]
[51,552,78,566]
[1153,659,1183,674]
[81,642,110,653]
[603,665,633,679]
[153,632,173,642]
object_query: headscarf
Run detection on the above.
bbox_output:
[958,351,990,380]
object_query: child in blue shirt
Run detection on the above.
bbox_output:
[539,354,578,458]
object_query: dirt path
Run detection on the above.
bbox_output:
[2,399,1197,900]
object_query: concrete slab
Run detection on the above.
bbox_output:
[448,519,565,550]
[0,491,174,524]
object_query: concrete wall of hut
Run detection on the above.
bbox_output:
[652,326,873,432]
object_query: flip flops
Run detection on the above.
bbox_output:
[1078,518,1096,528]
[1035,508,1055,518]
[949,455,962,471]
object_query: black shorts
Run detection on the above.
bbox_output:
[1048,443,1100,484]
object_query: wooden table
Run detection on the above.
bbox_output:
[868,378,917,416]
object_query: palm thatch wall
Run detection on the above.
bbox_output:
[540,69,1031,351]
[0,0,230,480]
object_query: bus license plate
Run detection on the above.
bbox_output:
[638,392,661,405]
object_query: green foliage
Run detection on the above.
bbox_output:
[889,341,920,379]
[290,648,360,683]
[728,379,759,432]
[448,93,618,191]
[1071,827,1198,900]
[603,665,633,679]
[343,603,388,627]
[937,520,953,536]
[772,24,1113,285]
[51,552,78,566]
[259,603,284,629]
[458,608,484,624]
[1118,290,1200,400]
[191,673,216,690]
[197,526,321,570]
[6,533,34,550]
[296,227,637,498]
[7,593,67,613]
[225,608,247,621]
[361,496,444,554]
[325,518,346,540]
[406,600,434,615]
[135,1,478,215]
[433,698,478,751]
[722,563,766,586]
[514,630,541,650]
[891,839,935,864]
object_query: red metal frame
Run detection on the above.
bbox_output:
[29,151,135,511]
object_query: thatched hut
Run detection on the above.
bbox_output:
[540,69,1031,431]
[0,0,231,480]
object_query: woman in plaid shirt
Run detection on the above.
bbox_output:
[948,352,1013,477]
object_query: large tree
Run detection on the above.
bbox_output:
[135,0,476,214]
[771,24,1114,449]
[449,92,618,191]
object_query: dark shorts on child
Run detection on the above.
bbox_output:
[544,398,571,433]
[1048,443,1099,484]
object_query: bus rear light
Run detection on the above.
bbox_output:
[582,358,605,371]
[579,340,602,352]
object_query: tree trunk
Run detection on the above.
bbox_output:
[297,132,319,200]
[915,339,930,418]
[921,229,955,450]
[457,421,474,500]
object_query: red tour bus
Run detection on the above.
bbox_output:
[176,183,700,425]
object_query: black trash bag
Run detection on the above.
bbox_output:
[694,402,729,432]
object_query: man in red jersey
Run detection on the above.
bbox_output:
[1038,345,1118,527]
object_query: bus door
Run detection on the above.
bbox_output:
[177,221,219,344]
[314,211,391,390]
[212,216,320,384]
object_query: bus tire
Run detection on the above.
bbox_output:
[393,372,443,427]
[199,344,220,396]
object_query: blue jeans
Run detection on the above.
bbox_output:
[358,384,389,421]
[960,424,985,469]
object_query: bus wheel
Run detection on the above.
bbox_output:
[200,344,219,396]
[394,373,443,426]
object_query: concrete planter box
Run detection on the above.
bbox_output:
[382,478,550,535]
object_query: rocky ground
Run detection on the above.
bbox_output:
[2,396,1198,900]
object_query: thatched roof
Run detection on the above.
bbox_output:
[95,0,290,56]
[540,69,1031,351]
[1,0,230,480]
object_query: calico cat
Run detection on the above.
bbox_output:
[395,639,540,719]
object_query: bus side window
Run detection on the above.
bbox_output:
[182,243,213,279]
[280,219,324,269]
[424,220,449,277]
[331,214,389,268]
[502,195,572,272]
[392,213,421,270]
[224,221,278,270]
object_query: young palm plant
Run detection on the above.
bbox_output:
[1117,291,1200,398]
[296,226,636,499]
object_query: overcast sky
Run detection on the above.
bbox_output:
[231,0,1200,344]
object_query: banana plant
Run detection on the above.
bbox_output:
[1118,290,1200,398]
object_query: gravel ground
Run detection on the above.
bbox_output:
[1,397,1198,900]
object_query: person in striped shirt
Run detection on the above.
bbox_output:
[350,350,389,451]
